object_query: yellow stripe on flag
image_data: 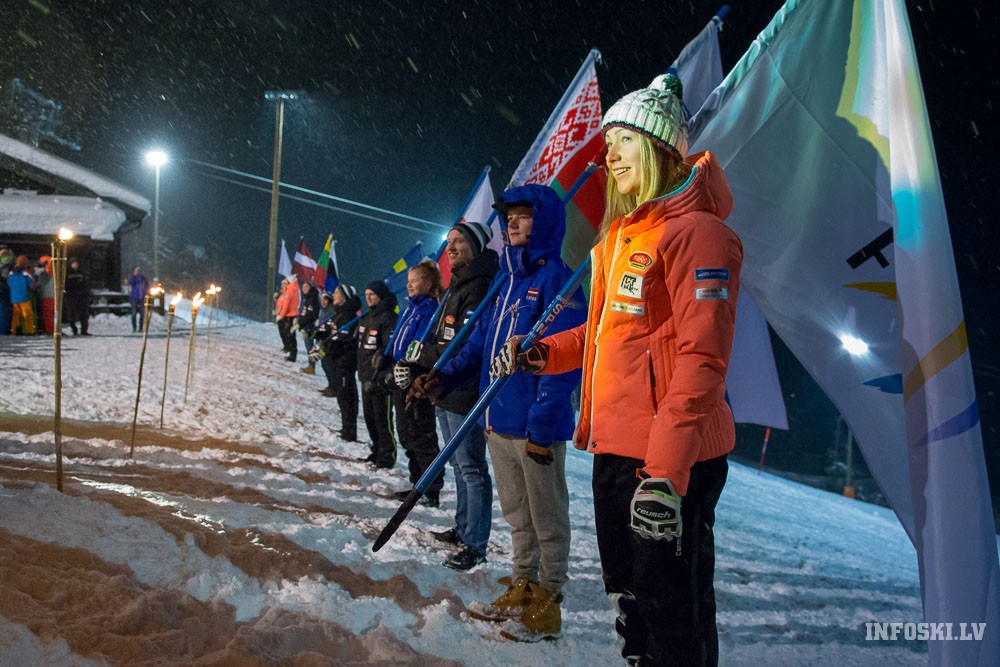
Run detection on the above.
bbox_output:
[844,282,897,301]
[904,321,968,401]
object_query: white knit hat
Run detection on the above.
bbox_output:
[602,73,688,159]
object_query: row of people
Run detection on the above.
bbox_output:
[0,248,90,336]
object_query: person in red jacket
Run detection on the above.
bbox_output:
[493,73,742,666]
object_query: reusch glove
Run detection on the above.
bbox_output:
[307,343,325,363]
[525,440,553,466]
[405,340,424,364]
[489,335,549,379]
[410,373,444,400]
[393,362,413,390]
[629,473,682,541]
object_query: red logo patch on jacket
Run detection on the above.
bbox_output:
[526,287,539,301]
[627,252,653,271]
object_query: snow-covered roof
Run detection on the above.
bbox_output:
[0,191,126,241]
[0,133,150,221]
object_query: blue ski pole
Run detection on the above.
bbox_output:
[373,255,591,552]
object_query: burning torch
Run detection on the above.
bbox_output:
[130,285,164,456]
[159,291,183,428]
[205,283,220,359]
[51,227,73,492]
[184,291,205,403]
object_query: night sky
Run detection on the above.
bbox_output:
[1,1,996,484]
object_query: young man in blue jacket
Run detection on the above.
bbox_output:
[412,184,585,641]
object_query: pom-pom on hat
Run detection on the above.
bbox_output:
[452,221,493,256]
[602,73,688,159]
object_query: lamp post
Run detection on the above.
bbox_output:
[130,285,164,457]
[160,291,183,429]
[51,227,73,492]
[145,150,168,281]
[263,90,300,321]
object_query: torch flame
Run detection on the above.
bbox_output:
[192,292,205,310]
[206,284,219,295]
[170,292,183,307]
[58,228,74,241]
[149,285,165,296]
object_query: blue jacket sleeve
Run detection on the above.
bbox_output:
[525,269,587,446]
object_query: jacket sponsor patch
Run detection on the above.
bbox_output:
[694,268,729,282]
[610,300,646,316]
[627,251,653,271]
[695,286,729,301]
[444,315,456,325]
[616,272,644,299]
[526,287,539,301]
[442,326,455,341]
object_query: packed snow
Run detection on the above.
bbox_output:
[0,309,928,665]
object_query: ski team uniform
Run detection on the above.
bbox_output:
[317,289,361,441]
[540,152,742,665]
[356,291,398,468]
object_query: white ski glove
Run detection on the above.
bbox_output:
[630,475,682,541]
[393,363,413,390]
[489,335,548,379]
[308,343,325,363]
[405,340,424,363]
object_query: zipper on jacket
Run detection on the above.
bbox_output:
[586,223,627,449]
[485,267,516,429]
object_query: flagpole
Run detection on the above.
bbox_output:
[374,256,591,551]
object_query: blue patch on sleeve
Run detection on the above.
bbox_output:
[694,268,729,282]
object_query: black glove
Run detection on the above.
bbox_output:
[525,440,553,466]
[362,380,376,394]
[372,353,390,371]
[410,373,444,400]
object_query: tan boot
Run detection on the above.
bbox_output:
[466,576,534,622]
[500,585,562,642]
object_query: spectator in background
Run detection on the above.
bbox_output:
[0,245,13,335]
[64,257,91,336]
[32,258,52,334]
[7,256,35,335]
[275,274,300,361]
[127,266,150,333]
[297,281,320,374]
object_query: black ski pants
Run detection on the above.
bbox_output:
[361,383,395,468]
[593,452,728,667]
[322,354,358,439]
[391,390,443,497]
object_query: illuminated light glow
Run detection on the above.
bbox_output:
[57,228,74,241]
[149,286,165,296]
[441,233,448,241]
[839,333,870,356]
[170,292,184,307]
[192,292,205,310]
[145,150,168,167]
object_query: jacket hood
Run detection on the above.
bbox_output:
[495,184,566,265]
[451,248,499,288]
[633,151,733,223]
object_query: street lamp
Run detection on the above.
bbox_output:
[145,150,168,282]
[263,90,302,321]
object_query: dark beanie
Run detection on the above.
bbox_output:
[452,221,493,256]
[365,280,391,300]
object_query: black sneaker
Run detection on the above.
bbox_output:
[391,490,411,502]
[444,545,486,571]
[432,527,462,545]
[420,493,440,508]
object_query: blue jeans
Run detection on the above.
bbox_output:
[130,300,143,331]
[437,407,492,554]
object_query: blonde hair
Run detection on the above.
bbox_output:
[600,134,691,238]
[409,259,443,298]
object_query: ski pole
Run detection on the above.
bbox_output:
[373,255,591,552]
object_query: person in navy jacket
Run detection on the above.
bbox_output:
[412,184,585,641]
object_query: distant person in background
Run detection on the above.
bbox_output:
[7,256,35,335]
[35,256,54,334]
[275,274,300,361]
[356,279,398,469]
[64,257,91,336]
[127,266,150,333]
[297,281,320,374]
[0,245,14,335]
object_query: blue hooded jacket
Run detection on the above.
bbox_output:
[441,184,586,446]
[388,293,438,362]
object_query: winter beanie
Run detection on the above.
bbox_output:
[602,73,688,159]
[452,221,493,256]
[365,280,390,300]
[338,284,358,300]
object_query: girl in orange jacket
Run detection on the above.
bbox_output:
[493,73,742,666]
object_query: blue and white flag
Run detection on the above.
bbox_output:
[690,1,999,663]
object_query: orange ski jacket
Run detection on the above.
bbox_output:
[540,151,742,495]
[277,280,301,319]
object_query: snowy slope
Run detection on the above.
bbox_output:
[0,313,927,665]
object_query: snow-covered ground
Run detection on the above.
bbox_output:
[0,310,928,665]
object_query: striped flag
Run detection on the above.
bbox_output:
[437,171,495,286]
[314,234,340,293]
[292,237,317,286]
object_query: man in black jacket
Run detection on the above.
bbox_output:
[407,221,499,570]
[356,280,398,468]
[64,257,91,336]
[315,285,362,441]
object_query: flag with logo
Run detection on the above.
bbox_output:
[689,0,998,662]
[314,234,340,293]
[437,170,496,287]
[508,48,607,269]
[278,238,292,278]
[668,8,788,430]
[291,237,317,286]
[384,241,426,295]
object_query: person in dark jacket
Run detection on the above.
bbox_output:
[407,221,499,569]
[356,279,398,468]
[384,260,443,507]
[297,281,321,374]
[412,184,586,641]
[0,245,13,335]
[314,285,362,441]
[127,266,150,333]
[64,257,91,336]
